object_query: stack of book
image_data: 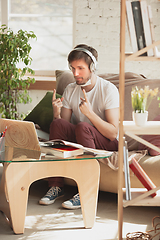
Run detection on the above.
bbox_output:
[126,0,160,57]
[40,140,84,158]
[40,139,113,158]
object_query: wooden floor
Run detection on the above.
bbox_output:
[0,174,160,240]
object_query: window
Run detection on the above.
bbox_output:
[0,3,1,23]
[7,0,73,70]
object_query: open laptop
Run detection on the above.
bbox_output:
[0,119,41,161]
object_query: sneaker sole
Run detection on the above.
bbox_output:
[62,202,81,209]
[39,194,64,205]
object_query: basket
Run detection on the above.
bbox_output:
[126,216,160,240]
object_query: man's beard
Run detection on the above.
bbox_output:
[75,74,92,86]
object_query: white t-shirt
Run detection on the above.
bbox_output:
[62,76,119,126]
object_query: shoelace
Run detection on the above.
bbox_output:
[72,193,80,203]
[45,186,61,197]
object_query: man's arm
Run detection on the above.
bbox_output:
[81,107,119,141]
[87,108,119,141]
[52,89,72,122]
[61,107,72,122]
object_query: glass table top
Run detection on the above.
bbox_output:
[0,147,112,163]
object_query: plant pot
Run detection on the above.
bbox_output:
[132,111,148,127]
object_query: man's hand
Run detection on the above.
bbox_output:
[79,89,93,117]
[52,89,64,119]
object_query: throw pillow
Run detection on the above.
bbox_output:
[138,114,160,156]
[24,92,62,133]
[99,72,146,81]
[99,72,146,88]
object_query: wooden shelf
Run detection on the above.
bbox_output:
[28,79,56,90]
[25,70,56,90]
[118,1,160,239]
[123,188,160,207]
[125,40,160,61]
[22,75,56,90]
[125,54,160,61]
[123,121,160,135]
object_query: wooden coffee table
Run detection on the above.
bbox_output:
[0,118,111,234]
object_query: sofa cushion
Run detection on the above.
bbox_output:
[99,72,146,82]
[56,70,75,95]
[24,92,62,133]
[138,114,160,156]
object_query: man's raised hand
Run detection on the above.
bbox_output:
[79,89,92,116]
[52,89,64,119]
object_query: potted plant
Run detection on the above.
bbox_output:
[0,24,37,120]
[131,86,158,126]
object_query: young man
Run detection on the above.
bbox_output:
[39,44,119,209]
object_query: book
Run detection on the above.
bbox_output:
[129,157,157,197]
[126,0,138,53]
[140,0,154,56]
[40,139,113,158]
[40,142,84,158]
[123,138,131,200]
[131,1,147,56]
[148,5,160,58]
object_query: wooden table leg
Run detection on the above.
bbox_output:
[0,163,12,226]
[4,163,31,234]
[75,160,100,228]
[4,159,100,234]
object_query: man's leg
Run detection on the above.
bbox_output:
[39,119,76,205]
[48,119,76,187]
[49,118,76,142]
[75,122,118,151]
[62,122,118,209]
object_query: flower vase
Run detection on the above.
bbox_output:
[132,111,148,127]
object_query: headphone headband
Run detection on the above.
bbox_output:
[73,47,97,71]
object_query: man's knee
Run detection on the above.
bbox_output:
[75,122,92,136]
[50,119,67,136]
[75,122,95,147]
[50,118,66,129]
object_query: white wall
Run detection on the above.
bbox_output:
[18,0,160,116]
[74,0,160,79]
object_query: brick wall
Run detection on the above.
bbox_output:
[74,0,160,79]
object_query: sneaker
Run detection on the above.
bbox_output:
[62,193,81,209]
[39,186,64,205]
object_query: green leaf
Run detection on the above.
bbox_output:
[0,24,37,119]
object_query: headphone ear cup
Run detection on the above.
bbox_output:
[68,63,72,71]
[90,62,95,72]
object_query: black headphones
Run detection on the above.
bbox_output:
[69,47,98,72]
